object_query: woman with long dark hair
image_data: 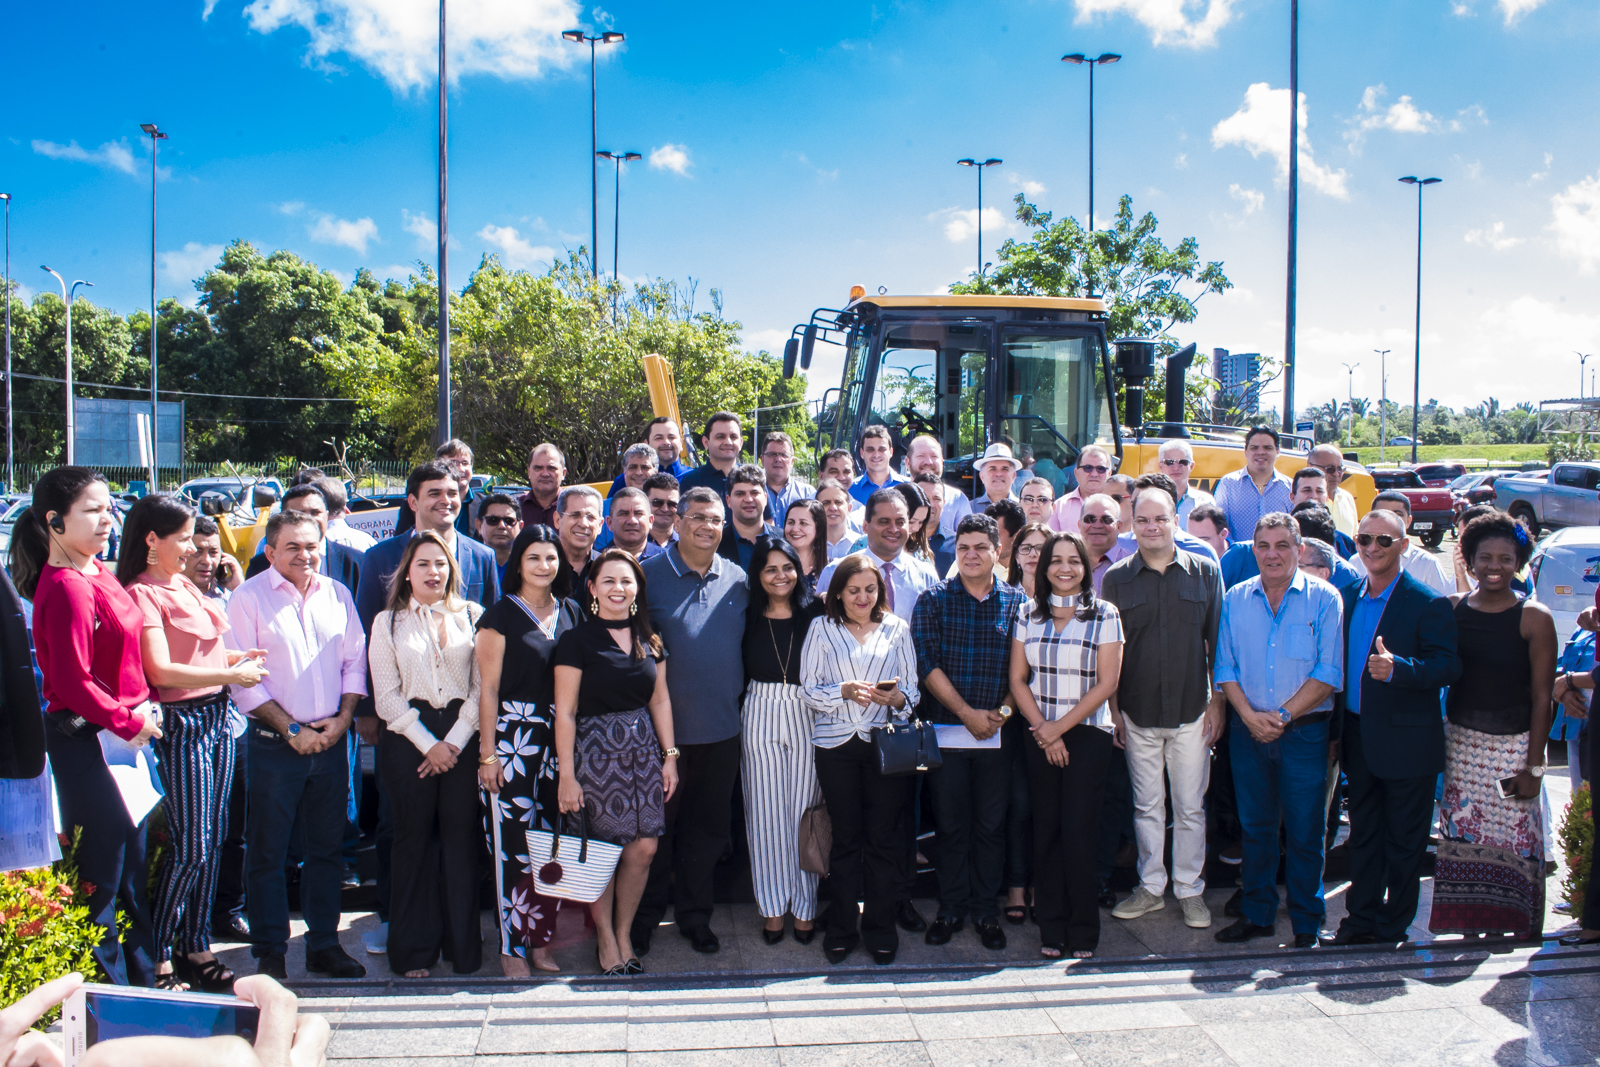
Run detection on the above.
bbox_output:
[16,467,160,986]
[476,525,579,976]
[369,531,485,977]
[1009,531,1124,959]
[119,494,267,992]
[553,549,679,975]
[895,482,932,563]
[742,536,825,944]
[782,499,828,592]
[1006,522,1052,597]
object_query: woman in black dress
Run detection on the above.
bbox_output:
[477,525,579,976]
[554,549,679,975]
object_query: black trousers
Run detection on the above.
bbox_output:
[893,776,924,901]
[635,734,740,934]
[927,744,1009,923]
[1096,744,1134,884]
[1339,711,1437,940]
[814,737,910,952]
[212,734,250,926]
[1002,714,1033,889]
[45,720,156,987]
[381,705,482,974]
[1028,725,1113,951]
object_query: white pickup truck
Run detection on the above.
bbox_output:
[1495,463,1600,536]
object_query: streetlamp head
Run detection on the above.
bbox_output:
[562,30,585,41]
[600,31,624,43]
[1421,177,1442,185]
[140,123,167,139]
[957,158,976,167]
[981,158,1002,167]
[0,193,9,201]
[624,152,642,162]
[1061,53,1087,64]
[1095,52,1122,64]
[597,150,615,160]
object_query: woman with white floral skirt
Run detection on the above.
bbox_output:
[477,526,580,975]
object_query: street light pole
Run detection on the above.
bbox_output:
[1060,52,1120,233]
[1340,362,1359,447]
[40,268,91,465]
[437,0,451,444]
[595,150,642,282]
[140,123,166,488]
[1577,351,1591,399]
[1374,348,1390,462]
[563,29,625,279]
[1282,0,1299,436]
[956,158,1002,276]
[1,193,10,492]
[1399,176,1441,465]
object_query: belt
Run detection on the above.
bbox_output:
[162,688,230,710]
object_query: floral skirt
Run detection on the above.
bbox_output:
[1428,723,1544,939]
[483,699,562,955]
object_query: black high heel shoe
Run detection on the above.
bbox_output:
[870,946,897,966]
[762,926,785,945]
[792,924,816,945]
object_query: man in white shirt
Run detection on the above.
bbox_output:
[906,434,971,538]
[1349,491,1454,596]
[816,488,938,623]
[1157,440,1215,532]
[816,479,863,561]
[1050,444,1115,533]
[1307,444,1359,538]
[969,443,1021,510]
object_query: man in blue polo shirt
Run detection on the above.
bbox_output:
[848,425,906,505]
[635,487,749,956]
[677,411,746,504]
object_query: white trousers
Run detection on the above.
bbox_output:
[741,681,822,920]
[1124,716,1211,899]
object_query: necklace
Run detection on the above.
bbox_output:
[768,617,794,685]
[1049,593,1078,608]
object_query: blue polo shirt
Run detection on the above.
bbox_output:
[640,544,749,745]
[1345,576,1398,715]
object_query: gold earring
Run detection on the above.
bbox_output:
[147,545,160,566]
[592,597,601,614]
[629,601,637,617]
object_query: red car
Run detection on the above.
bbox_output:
[1371,468,1455,547]
[1410,462,1468,488]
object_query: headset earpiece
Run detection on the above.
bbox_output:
[48,514,66,534]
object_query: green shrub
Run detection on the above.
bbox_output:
[0,837,104,1029]
[1559,784,1593,913]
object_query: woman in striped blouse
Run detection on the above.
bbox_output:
[1009,531,1124,960]
[800,554,920,966]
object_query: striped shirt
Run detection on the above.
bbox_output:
[1015,599,1124,730]
[800,614,921,748]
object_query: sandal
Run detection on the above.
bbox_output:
[1040,943,1064,959]
[177,955,236,994]
[623,958,643,975]
[154,970,189,991]
[1004,906,1028,926]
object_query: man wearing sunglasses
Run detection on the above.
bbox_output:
[1213,427,1294,545]
[1079,494,1132,597]
[1308,444,1359,537]
[474,493,524,584]
[1158,440,1215,532]
[643,472,681,550]
[1350,492,1454,597]
[1050,444,1116,533]
[1324,508,1460,946]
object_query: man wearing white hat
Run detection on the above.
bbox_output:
[970,443,1021,511]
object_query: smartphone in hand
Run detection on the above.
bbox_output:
[874,678,899,691]
[63,985,261,1065]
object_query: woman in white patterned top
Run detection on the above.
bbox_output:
[369,530,484,978]
[1009,531,1123,960]
[800,554,920,966]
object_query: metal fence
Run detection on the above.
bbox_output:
[8,461,416,494]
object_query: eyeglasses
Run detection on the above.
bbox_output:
[1159,458,1192,467]
[761,451,793,461]
[1355,533,1399,548]
[1080,514,1118,526]
[481,515,518,527]
[1015,543,1043,557]
[1020,494,1053,505]
[1077,464,1110,475]
[649,499,678,510]
[1107,493,1127,503]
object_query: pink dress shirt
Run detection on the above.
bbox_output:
[225,566,367,724]
[1049,489,1088,534]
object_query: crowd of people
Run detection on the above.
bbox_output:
[14,411,1597,990]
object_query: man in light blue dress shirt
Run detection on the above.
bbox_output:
[1213,513,1344,948]
[1212,427,1294,542]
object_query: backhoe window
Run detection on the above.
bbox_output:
[1000,332,1113,496]
[871,322,990,464]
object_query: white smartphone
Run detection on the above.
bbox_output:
[62,983,260,1065]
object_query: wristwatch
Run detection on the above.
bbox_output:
[1528,764,1545,778]
[1277,708,1292,726]
[285,722,302,738]
[662,747,680,760]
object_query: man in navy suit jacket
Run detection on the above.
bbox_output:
[1325,508,1460,945]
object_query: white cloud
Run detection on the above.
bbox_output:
[241,0,581,92]
[1344,85,1442,152]
[202,0,220,17]
[1451,0,1474,15]
[308,213,379,254]
[795,153,839,181]
[649,144,692,176]
[31,138,136,175]
[477,224,555,270]
[1173,152,1189,170]
[276,200,305,215]
[1228,184,1264,215]
[1071,0,1236,48]
[1531,152,1553,182]
[933,206,1012,244]
[1006,171,1046,196]
[1464,222,1522,251]
[742,328,790,354]
[1499,0,1547,24]
[1211,82,1349,200]
[159,242,226,282]
[1550,171,1600,273]
[401,208,437,250]
[375,263,422,281]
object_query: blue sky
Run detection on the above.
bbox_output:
[7,0,1600,417]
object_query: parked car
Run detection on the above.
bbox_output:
[1411,462,1467,488]
[1529,526,1600,648]
[176,476,284,517]
[1494,462,1600,537]
[1388,436,1416,445]
[1369,468,1455,547]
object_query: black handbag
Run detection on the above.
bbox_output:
[871,716,942,776]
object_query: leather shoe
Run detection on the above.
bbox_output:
[630,923,653,957]
[256,954,287,980]
[305,945,367,978]
[1097,884,1117,910]
[1224,889,1243,918]
[896,900,927,933]
[681,926,720,954]
[212,915,252,943]
[1320,928,1376,947]
[1214,918,1275,944]
[924,917,963,946]
[870,946,897,965]
[975,919,1007,951]
[1293,932,1320,949]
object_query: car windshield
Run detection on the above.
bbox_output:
[1375,471,1424,489]
[1447,474,1478,490]
[0,497,30,528]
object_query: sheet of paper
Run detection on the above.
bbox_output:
[0,760,63,872]
[932,723,1003,750]
[99,729,166,825]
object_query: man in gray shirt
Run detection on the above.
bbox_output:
[635,487,749,956]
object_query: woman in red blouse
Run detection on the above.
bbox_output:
[13,467,161,987]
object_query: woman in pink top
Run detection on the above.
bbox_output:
[119,494,268,992]
[12,467,159,988]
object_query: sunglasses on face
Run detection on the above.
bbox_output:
[649,499,678,510]
[1077,464,1110,475]
[1081,514,1118,526]
[1355,533,1399,548]
[481,515,518,527]
[1159,458,1192,467]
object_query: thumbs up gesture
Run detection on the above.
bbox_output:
[1367,635,1395,682]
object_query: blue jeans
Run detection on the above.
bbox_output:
[1230,714,1329,934]
[246,729,350,958]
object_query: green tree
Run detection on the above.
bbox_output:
[4,290,139,463]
